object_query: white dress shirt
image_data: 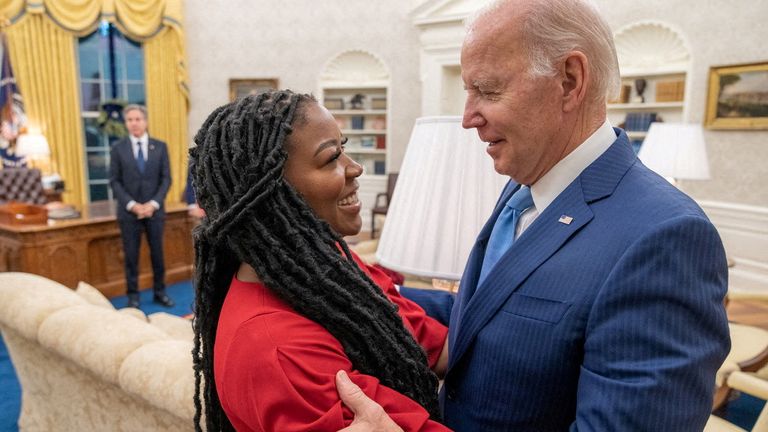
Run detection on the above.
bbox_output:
[131,133,149,161]
[515,120,616,238]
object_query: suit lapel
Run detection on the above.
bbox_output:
[119,139,140,175]
[145,139,157,173]
[448,129,637,369]
[449,182,593,367]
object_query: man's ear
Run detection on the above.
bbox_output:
[561,51,589,113]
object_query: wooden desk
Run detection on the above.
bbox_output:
[0,202,195,297]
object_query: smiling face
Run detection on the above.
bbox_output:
[461,14,566,185]
[283,102,363,237]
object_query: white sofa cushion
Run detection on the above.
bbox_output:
[75,281,115,310]
[0,272,86,340]
[37,304,170,384]
[148,312,194,341]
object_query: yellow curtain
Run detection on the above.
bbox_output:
[2,0,188,206]
[0,0,25,24]
[4,14,86,204]
[144,26,189,203]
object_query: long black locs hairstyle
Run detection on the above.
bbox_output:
[190,90,441,431]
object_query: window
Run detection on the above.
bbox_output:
[78,21,145,202]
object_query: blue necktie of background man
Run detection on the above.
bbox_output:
[136,142,146,174]
[478,186,534,285]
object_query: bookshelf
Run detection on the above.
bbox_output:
[608,71,686,154]
[322,86,388,177]
[611,21,692,154]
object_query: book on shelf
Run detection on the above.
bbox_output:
[376,135,386,149]
[374,160,386,175]
[351,115,365,130]
[346,137,362,150]
[371,97,387,110]
[371,117,386,130]
[361,137,375,148]
[623,112,658,131]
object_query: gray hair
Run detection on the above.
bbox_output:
[123,104,148,119]
[469,0,620,104]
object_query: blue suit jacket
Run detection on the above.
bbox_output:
[109,136,171,221]
[403,130,729,431]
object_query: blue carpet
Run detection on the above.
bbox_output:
[0,280,194,432]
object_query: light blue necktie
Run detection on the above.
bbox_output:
[478,186,534,285]
[136,141,146,174]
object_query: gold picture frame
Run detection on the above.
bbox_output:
[229,79,279,102]
[705,62,768,130]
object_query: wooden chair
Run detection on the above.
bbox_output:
[713,322,768,410]
[706,369,768,431]
[370,173,398,239]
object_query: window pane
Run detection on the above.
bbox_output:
[89,183,109,202]
[81,82,101,111]
[87,150,110,180]
[124,41,144,81]
[83,118,104,148]
[78,49,100,80]
[127,84,145,105]
[113,48,125,82]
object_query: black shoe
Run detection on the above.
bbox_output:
[153,293,175,307]
[127,296,140,308]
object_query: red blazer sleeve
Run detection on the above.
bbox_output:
[351,252,448,368]
[218,312,449,432]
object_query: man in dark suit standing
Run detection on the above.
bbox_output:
[110,104,174,308]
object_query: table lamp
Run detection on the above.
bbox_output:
[15,133,51,173]
[637,123,710,185]
[375,116,508,283]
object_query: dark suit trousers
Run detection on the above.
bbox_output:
[118,213,165,297]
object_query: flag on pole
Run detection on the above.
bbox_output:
[0,33,28,168]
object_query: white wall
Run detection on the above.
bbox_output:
[184,0,423,171]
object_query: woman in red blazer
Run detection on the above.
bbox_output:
[190,90,449,432]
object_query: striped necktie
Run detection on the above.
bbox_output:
[478,186,534,285]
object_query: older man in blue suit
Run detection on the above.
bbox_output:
[336,0,730,430]
[109,104,174,309]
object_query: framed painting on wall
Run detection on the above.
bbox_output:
[229,79,279,102]
[705,62,768,130]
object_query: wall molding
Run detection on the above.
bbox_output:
[699,200,768,294]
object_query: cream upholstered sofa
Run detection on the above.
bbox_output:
[0,272,196,431]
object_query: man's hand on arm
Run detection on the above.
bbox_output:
[336,370,403,432]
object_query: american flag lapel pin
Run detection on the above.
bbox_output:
[558,215,573,225]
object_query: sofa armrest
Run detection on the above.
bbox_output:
[120,340,196,421]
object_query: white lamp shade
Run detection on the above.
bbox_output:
[637,123,710,180]
[15,133,50,157]
[376,116,508,280]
